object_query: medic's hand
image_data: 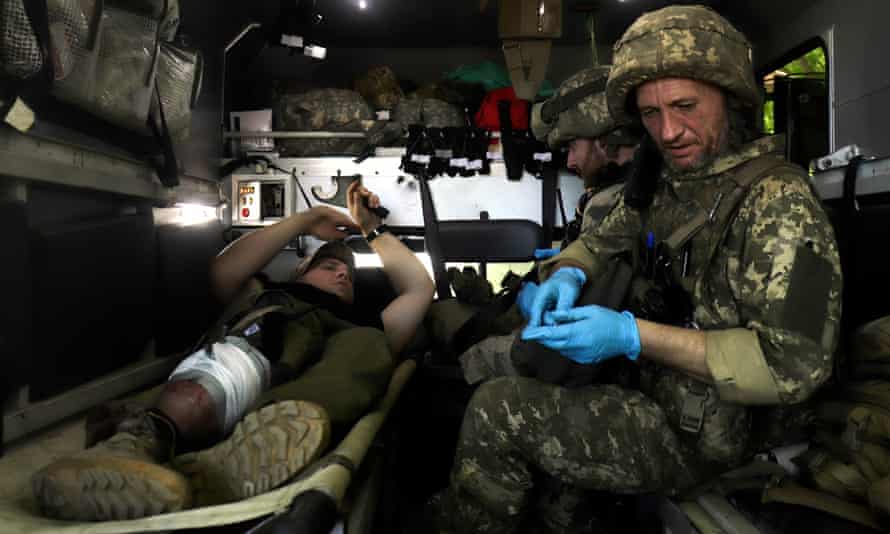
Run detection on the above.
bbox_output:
[534,248,561,260]
[521,305,641,364]
[516,282,539,321]
[527,267,586,326]
[347,180,383,235]
[300,206,359,242]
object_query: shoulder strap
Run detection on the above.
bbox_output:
[191,288,299,352]
[663,155,804,257]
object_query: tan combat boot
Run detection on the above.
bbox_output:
[173,400,331,507]
[32,410,190,521]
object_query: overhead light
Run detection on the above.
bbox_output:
[304,44,327,59]
[538,2,545,15]
[154,203,219,227]
[359,0,367,9]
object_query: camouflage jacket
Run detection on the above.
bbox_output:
[579,182,625,236]
[541,136,842,465]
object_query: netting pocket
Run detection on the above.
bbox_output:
[1,0,44,79]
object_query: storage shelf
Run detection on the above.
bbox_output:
[0,127,220,205]
[222,130,503,139]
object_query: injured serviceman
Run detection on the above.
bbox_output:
[32,181,435,521]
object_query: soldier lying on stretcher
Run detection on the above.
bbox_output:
[32,181,434,521]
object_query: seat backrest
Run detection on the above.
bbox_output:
[437,219,542,263]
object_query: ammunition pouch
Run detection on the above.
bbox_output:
[400,125,433,175]
[627,238,695,328]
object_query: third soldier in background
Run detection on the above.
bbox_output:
[531,65,641,254]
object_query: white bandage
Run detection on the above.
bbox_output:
[169,337,271,434]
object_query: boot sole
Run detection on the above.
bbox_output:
[32,457,191,521]
[174,400,330,505]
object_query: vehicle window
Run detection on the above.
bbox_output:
[447,262,535,290]
[761,41,828,170]
[355,254,533,292]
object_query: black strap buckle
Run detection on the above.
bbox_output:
[679,381,710,434]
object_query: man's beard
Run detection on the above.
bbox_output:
[585,161,631,189]
[661,121,732,174]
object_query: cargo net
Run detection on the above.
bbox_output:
[94,6,158,130]
[47,0,91,79]
[0,0,44,79]
[0,0,92,80]
[153,42,199,140]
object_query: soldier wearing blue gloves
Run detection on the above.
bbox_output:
[434,6,842,534]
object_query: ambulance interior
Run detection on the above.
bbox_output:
[2,0,890,532]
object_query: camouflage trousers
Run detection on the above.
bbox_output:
[437,376,699,534]
[459,333,520,385]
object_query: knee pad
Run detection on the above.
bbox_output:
[169,337,271,434]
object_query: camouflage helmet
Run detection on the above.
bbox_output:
[607,5,761,123]
[531,66,616,149]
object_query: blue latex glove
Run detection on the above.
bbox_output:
[527,267,586,327]
[516,282,539,321]
[534,248,561,260]
[521,305,641,364]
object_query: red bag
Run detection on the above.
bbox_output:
[474,87,530,131]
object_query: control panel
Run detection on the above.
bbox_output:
[232,174,295,226]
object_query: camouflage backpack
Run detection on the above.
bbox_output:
[786,316,890,527]
[275,88,375,157]
[392,97,467,129]
[354,66,403,111]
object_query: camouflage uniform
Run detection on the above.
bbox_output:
[531,65,637,249]
[456,68,634,389]
[438,6,842,533]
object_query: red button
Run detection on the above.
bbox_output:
[242,208,250,218]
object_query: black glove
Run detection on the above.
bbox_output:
[448,266,494,306]
[510,335,599,388]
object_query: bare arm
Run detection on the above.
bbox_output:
[210,207,359,304]
[636,319,710,382]
[347,182,434,355]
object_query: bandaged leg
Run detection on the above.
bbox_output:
[166,336,272,437]
[32,338,277,521]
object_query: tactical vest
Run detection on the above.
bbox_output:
[197,286,362,373]
[632,155,809,466]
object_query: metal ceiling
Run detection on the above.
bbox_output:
[200,0,814,50]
